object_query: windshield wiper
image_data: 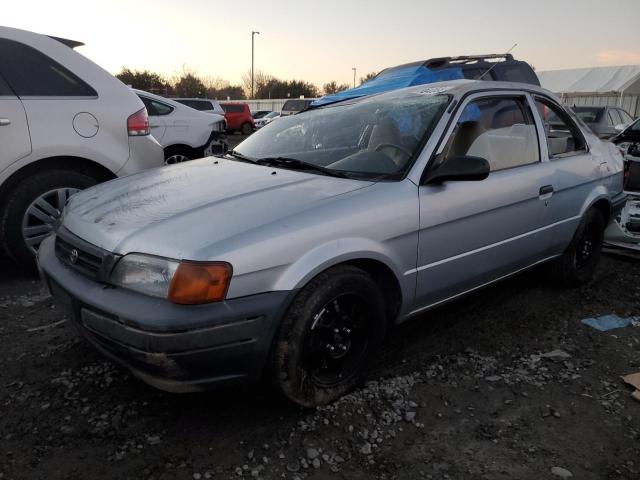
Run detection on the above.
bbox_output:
[255,157,350,178]
[226,150,258,164]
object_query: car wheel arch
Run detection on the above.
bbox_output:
[272,244,406,325]
[0,155,115,207]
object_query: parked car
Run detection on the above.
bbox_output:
[605,120,640,252]
[173,98,225,117]
[312,53,539,107]
[220,102,255,134]
[135,90,227,164]
[0,26,164,268]
[254,111,279,128]
[39,80,624,407]
[572,106,634,139]
[252,110,273,119]
[280,98,315,116]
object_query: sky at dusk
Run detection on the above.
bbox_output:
[4,0,640,86]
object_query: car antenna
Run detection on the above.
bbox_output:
[477,43,518,81]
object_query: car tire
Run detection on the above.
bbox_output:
[552,208,605,286]
[271,265,386,408]
[240,122,253,135]
[0,169,98,270]
[164,146,194,165]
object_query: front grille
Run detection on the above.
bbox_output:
[54,227,117,281]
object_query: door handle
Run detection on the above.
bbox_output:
[0,118,10,126]
[539,185,554,202]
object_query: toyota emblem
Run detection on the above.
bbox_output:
[69,249,79,264]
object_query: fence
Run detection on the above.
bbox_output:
[222,98,291,113]
[559,93,640,118]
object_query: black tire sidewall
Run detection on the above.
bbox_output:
[241,123,253,135]
[555,208,605,286]
[272,265,386,408]
[0,170,97,268]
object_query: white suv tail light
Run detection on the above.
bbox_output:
[127,108,150,136]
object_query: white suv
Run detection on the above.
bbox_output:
[0,26,164,267]
[173,98,226,116]
[135,90,227,164]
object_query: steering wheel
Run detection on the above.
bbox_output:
[374,142,413,161]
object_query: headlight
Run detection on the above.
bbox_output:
[110,254,232,304]
[110,254,179,299]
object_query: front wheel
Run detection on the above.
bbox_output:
[271,265,386,408]
[552,208,605,286]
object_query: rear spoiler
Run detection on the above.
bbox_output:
[48,36,84,49]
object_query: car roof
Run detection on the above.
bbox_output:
[317,79,558,106]
[174,98,217,102]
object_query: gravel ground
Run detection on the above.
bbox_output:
[1,251,639,480]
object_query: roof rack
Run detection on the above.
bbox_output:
[48,36,84,49]
[424,54,514,69]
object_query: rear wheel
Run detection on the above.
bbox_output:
[240,122,253,135]
[271,265,386,407]
[0,170,98,269]
[164,146,194,165]
[552,208,605,286]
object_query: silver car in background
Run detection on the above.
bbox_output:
[39,80,625,407]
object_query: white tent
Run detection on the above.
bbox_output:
[537,65,640,116]
[538,65,640,95]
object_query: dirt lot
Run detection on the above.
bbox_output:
[1,248,639,480]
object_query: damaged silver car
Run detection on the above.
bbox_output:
[38,80,625,407]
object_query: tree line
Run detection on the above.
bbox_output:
[115,67,377,100]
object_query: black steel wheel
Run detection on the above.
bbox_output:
[272,265,386,407]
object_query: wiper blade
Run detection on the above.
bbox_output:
[255,157,349,178]
[226,150,258,164]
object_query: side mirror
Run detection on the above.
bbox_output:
[425,155,490,184]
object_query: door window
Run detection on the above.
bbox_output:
[618,109,633,125]
[0,38,96,97]
[442,96,539,171]
[0,74,13,96]
[608,109,622,126]
[534,98,587,158]
[139,96,173,116]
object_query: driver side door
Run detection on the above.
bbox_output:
[412,92,555,312]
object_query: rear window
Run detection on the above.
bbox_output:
[573,107,604,123]
[282,100,308,112]
[179,99,212,111]
[0,38,97,97]
[221,104,244,113]
[492,63,539,85]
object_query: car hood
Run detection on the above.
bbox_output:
[62,158,371,257]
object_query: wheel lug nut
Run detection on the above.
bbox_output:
[333,328,339,334]
[343,328,351,334]
[326,344,335,352]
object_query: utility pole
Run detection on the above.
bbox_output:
[352,67,356,88]
[251,31,260,98]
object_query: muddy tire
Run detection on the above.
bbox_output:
[271,265,386,408]
[0,169,97,270]
[552,208,605,286]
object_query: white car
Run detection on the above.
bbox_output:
[0,26,164,268]
[135,90,227,164]
[173,98,226,116]
[254,111,280,128]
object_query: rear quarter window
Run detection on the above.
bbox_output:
[0,38,97,97]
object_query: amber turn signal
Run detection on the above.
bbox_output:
[168,261,232,304]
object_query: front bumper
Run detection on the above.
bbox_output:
[38,235,293,392]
